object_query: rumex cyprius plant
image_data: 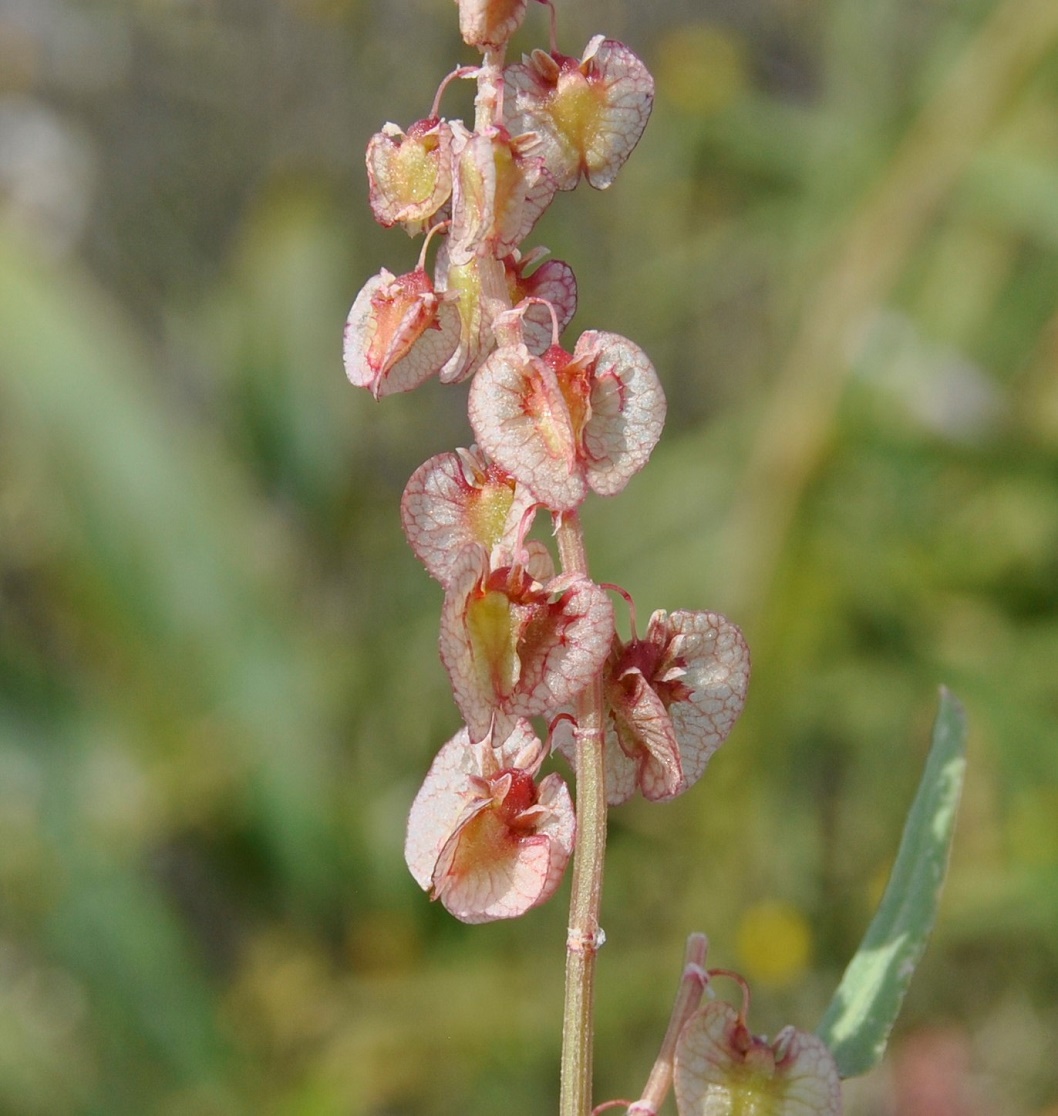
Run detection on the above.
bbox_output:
[343,2,967,1113]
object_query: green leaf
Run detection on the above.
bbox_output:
[816,687,967,1078]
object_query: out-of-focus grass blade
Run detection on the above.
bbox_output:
[816,687,967,1078]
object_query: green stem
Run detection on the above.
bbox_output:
[556,512,608,1116]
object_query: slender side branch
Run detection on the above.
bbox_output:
[626,934,710,1116]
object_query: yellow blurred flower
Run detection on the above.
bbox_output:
[735,899,813,988]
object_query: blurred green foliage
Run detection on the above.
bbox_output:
[1,0,1057,1113]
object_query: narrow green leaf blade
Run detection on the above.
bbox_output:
[816,687,967,1078]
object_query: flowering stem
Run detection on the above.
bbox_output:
[556,512,608,1116]
[474,46,506,132]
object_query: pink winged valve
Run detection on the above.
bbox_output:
[404,719,575,923]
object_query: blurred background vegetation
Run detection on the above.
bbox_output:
[1,0,1057,1113]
